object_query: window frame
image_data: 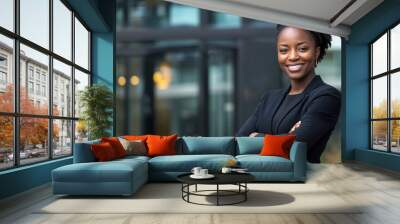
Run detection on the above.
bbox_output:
[0,0,92,171]
[369,20,400,154]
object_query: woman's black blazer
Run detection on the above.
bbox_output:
[236,75,341,163]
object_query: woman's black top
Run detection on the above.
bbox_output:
[236,75,341,163]
[272,93,304,130]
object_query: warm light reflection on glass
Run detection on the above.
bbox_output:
[117,76,126,86]
[130,75,140,86]
[153,62,172,90]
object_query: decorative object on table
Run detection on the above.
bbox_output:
[190,167,214,179]
[221,158,240,173]
[225,159,238,168]
[191,167,202,176]
[79,84,113,140]
[221,167,232,173]
[221,167,249,174]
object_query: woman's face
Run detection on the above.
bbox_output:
[277,27,320,81]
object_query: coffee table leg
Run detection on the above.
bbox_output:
[217,184,219,206]
[245,183,247,201]
[195,184,197,192]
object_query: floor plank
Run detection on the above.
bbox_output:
[1,162,400,224]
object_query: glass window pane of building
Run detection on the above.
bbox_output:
[209,12,241,28]
[20,0,49,49]
[169,4,199,27]
[372,33,387,76]
[391,72,400,118]
[391,24,400,70]
[372,77,387,119]
[372,121,388,151]
[0,0,14,31]
[19,117,49,165]
[53,119,72,158]
[20,44,49,115]
[208,49,234,136]
[74,18,89,70]
[53,59,72,117]
[0,116,13,170]
[0,34,14,113]
[391,120,400,153]
[154,52,201,135]
[74,69,89,118]
[75,120,88,143]
[116,57,143,135]
[125,0,199,28]
[53,0,72,60]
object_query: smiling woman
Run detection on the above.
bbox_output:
[236,25,341,163]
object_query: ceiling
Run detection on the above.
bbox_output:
[164,0,384,38]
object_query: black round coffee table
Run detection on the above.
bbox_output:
[177,173,255,206]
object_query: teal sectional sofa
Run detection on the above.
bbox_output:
[52,137,307,196]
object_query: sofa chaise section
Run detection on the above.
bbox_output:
[52,142,149,196]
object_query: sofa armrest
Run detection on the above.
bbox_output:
[289,141,307,181]
[73,140,99,163]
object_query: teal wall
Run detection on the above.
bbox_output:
[0,158,72,199]
[92,32,115,135]
[344,0,400,171]
[0,0,115,200]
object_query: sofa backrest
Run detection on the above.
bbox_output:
[177,137,235,155]
[235,137,264,155]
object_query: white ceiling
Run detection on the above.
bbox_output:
[165,0,384,38]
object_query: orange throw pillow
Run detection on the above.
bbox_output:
[146,134,178,157]
[123,135,148,141]
[91,142,117,161]
[259,134,296,159]
[101,137,127,158]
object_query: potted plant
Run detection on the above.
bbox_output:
[79,84,113,140]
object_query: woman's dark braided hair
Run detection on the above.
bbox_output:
[276,24,332,64]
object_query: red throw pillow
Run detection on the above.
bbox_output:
[101,137,127,158]
[146,134,178,157]
[91,142,117,161]
[259,134,296,159]
[123,135,148,141]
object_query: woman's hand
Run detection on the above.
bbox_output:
[289,121,301,133]
[249,132,259,137]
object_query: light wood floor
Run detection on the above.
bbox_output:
[1,162,400,224]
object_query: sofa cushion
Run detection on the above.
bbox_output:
[118,138,147,156]
[91,142,118,161]
[122,135,148,141]
[147,134,178,157]
[236,137,263,155]
[101,137,127,158]
[260,134,296,159]
[179,137,235,155]
[236,155,293,172]
[149,154,235,172]
[52,159,147,183]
